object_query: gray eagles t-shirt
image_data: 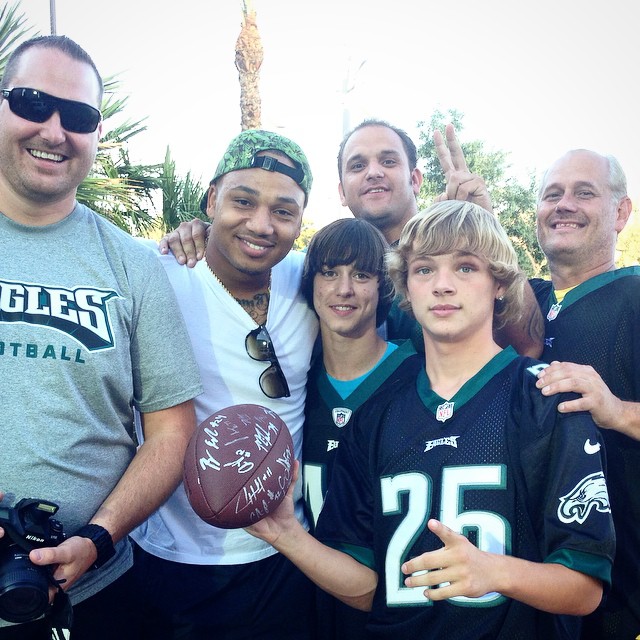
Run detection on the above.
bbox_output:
[0,203,202,612]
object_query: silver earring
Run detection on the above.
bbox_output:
[497,296,504,301]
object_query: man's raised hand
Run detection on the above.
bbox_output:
[433,124,493,213]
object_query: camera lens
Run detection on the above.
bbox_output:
[0,547,50,623]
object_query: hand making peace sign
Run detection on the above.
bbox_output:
[434,123,493,213]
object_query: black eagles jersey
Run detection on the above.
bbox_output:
[303,340,420,531]
[303,341,420,640]
[531,268,640,638]
[316,348,615,639]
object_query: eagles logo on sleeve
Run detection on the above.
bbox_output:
[558,471,611,524]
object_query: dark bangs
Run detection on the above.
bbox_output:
[301,219,395,326]
[308,218,386,274]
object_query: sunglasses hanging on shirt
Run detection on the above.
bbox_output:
[245,325,291,399]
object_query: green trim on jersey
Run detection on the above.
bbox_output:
[545,548,612,585]
[328,342,399,398]
[329,542,376,571]
[545,266,640,315]
[417,346,519,415]
[317,339,417,411]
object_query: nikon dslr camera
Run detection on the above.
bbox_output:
[0,498,65,623]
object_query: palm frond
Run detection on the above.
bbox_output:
[0,2,38,76]
[158,146,207,233]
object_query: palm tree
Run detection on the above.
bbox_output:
[79,75,159,235]
[158,146,208,234]
[0,2,33,63]
[235,0,263,130]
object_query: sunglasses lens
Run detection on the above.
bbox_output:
[6,88,100,134]
[259,364,291,399]
[246,326,290,399]
[11,89,53,123]
[61,103,101,134]
[246,327,274,361]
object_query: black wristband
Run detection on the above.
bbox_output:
[75,524,115,570]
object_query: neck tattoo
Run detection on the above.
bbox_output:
[205,258,271,325]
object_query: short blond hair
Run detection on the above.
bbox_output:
[387,201,525,329]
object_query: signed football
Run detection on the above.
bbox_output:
[183,404,294,529]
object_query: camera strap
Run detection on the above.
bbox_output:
[48,585,73,638]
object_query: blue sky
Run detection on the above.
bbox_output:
[25,0,639,227]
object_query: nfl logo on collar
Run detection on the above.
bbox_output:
[436,401,454,423]
[332,407,352,428]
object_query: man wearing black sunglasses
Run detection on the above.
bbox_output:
[0,87,102,134]
[129,130,319,639]
[0,36,202,640]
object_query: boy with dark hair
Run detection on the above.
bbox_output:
[301,217,419,639]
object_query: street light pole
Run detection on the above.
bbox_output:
[50,0,57,35]
[341,57,366,137]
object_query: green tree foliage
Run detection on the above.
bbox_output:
[0,2,32,60]
[294,220,317,251]
[78,76,159,235]
[158,146,208,235]
[417,109,547,278]
[616,207,640,267]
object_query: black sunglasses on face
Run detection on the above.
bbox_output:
[1,87,101,134]
[245,325,291,399]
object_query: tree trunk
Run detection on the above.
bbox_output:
[236,0,263,130]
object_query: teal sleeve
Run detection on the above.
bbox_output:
[545,548,612,587]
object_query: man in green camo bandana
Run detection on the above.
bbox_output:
[200,129,313,212]
[129,129,319,639]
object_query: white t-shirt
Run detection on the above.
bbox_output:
[132,247,318,565]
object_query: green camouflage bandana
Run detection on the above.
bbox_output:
[201,129,313,212]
